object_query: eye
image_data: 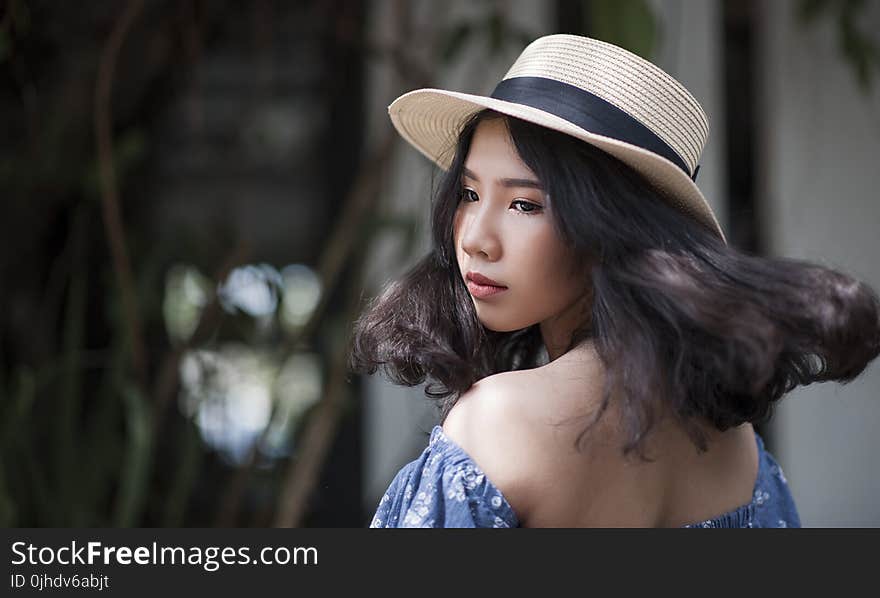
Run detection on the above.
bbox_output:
[511,200,541,214]
[459,187,543,215]
[460,188,479,203]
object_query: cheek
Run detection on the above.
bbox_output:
[520,229,577,284]
[518,234,585,307]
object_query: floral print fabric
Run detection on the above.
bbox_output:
[370,425,801,528]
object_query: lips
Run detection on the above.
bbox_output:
[465,271,508,299]
[466,271,507,288]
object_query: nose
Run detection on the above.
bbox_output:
[458,196,502,261]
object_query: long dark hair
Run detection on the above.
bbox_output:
[348,108,880,460]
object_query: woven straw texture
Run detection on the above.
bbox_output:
[502,35,709,175]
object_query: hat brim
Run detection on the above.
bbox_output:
[388,88,727,245]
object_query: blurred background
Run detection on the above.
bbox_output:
[1,0,878,528]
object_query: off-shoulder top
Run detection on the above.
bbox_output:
[369,425,801,528]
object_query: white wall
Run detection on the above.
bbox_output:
[757,0,880,526]
[648,0,728,236]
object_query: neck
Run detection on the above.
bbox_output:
[540,298,592,362]
[544,337,597,368]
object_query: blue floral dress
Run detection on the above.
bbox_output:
[369,425,801,528]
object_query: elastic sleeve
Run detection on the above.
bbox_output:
[369,447,518,528]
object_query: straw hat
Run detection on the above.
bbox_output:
[387,33,727,245]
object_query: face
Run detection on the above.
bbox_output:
[453,118,590,349]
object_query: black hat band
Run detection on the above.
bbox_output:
[490,76,698,181]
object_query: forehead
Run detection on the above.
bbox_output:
[465,118,534,176]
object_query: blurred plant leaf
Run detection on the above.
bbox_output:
[487,10,504,55]
[82,128,148,200]
[439,22,473,64]
[113,383,153,527]
[796,0,879,92]
[76,340,127,526]
[162,419,204,527]
[798,0,833,21]
[78,386,123,526]
[2,367,35,442]
[21,436,52,525]
[0,367,36,526]
[439,3,539,66]
[54,205,87,525]
[589,0,657,60]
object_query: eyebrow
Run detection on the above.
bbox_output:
[462,167,544,190]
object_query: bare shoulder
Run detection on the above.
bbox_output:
[442,370,534,438]
[440,346,618,526]
[441,370,550,523]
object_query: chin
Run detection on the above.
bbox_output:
[476,313,531,333]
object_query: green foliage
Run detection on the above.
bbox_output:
[114,384,153,527]
[438,0,657,64]
[797,0,880,92]
[437,1,537,65]
[439,21,474,64]
[161,420,205,527]
[589,0,657,60]
[82,128,149,201]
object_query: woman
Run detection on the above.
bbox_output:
[348,34,880,527]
